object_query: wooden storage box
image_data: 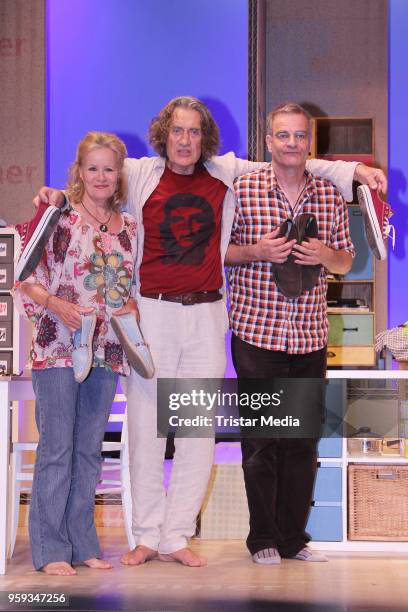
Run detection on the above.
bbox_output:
[348,464,408,540]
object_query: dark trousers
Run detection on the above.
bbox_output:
[231,333,327,558]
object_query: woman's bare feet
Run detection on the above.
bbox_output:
[83,558,113,569]
[42,562,76,576]
[120,545,158,566]
[158,547,206,567]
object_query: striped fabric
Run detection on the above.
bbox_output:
[228,165,354,354]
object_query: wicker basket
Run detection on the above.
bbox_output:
[348,464,408,540]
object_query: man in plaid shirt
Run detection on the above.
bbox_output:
[226,102,354,565]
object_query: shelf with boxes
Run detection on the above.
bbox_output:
[320,371,408,551]
[311,117,380,368]
[199,372,408,551]
[326,205,375,367]
[199,438,344,543]
[0,228,27,376]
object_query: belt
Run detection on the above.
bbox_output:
[140,290,222,306]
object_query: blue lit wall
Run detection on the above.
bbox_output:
[46,0,248,186]
[47,1,408,345]
[389,0,408,327]
[46,0,248,381]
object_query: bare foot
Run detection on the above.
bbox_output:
[42,561,76,576]
[120,545,158,566]
[158,547,206,567]
[83,557,113,569]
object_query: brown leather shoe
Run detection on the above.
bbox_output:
[296,213,321,292]
[272,219,302,298]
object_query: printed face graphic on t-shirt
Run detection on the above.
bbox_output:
[159,193,215,266]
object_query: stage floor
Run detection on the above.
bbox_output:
[1,529,407,612]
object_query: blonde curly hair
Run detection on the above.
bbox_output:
[66,131,127,211]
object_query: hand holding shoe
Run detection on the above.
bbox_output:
[294,237,352,276]
[33,187,66,209]
[354,163,387,194]
[293,237,327,266]
[114,296,140,323]
[47,296,95,332]
[254,226,296,263]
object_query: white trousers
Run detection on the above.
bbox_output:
[125,296,228,553]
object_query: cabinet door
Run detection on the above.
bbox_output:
[307,506,343,541]
[0,263,14,291]
[0,235,14,263]
[327,346,376,367]
[313,466,342,503]
[0,295,13,321]
[328,314,374,345]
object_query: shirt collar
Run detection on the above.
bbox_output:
[267,164,316,196]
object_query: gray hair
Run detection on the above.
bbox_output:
[266,102,312,135]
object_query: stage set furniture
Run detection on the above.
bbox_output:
[200,371,408,552]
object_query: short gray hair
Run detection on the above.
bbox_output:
[266,102,312,135]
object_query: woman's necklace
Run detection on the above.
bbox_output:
[80,201,112,232]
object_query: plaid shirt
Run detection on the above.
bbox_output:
[228,164,354,354]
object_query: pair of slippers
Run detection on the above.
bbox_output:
[273,213,321,299]
[72,313,155,383]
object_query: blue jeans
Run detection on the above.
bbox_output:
[29,367,118,570]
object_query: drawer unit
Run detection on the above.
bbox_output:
[327,346,376,367]
[0,295,13,321]
[0,263,14,291]
[313,465,342,503]
[328,314,374,345]
[0,321,13,348]
[0,228,27,375]
[0,234,14,263]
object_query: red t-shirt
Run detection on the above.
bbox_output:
[140,164,227,294]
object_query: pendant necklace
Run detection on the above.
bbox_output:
[81,201,112,232]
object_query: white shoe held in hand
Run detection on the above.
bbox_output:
[111,313,155,379]
[72,313,96,383]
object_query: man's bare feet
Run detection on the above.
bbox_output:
[42,561,76,576]
[158,547,206,567]
[83,557,113,569]
[120,545,158,566]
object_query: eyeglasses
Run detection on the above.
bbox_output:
[274,131,309,143]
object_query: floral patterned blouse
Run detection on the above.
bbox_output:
[14,208,137,376]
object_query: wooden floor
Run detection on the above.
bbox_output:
[1,529,408,611]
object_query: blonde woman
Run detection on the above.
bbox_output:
[15,132,137,575]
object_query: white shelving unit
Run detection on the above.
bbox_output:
[312,370,408,552]
[201,370,408,552]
